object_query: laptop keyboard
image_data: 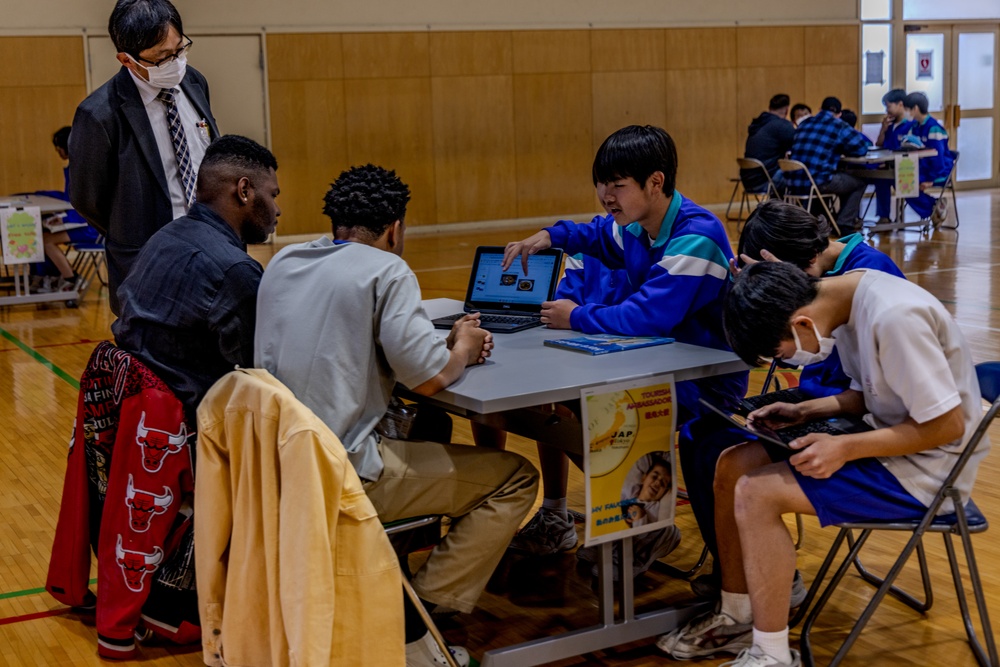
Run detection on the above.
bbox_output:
[742,388,806,412]
[776,420,845,441]
[436,313,536,326]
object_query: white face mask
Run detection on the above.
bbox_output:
[785,321,836,367]
[138,53,187,89]
[903,111,914,122]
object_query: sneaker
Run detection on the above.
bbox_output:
[691,570,806,610]
[931,197,949,226]
[57,274,80,292]
[576,526,681,580]
[508,508,577,555]
[33,276,56,294]
[405,632,471,667]
[876,216,891,226]
[656,608,753,659]
[720,647,802,667]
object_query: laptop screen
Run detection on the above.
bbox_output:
[464,247,563,312]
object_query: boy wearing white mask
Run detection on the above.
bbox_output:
[658,262,988,667]
[69,0,219,315]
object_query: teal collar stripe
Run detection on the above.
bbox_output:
[625,192,684,248]
[828,233,864,275]
[664,233,730,271]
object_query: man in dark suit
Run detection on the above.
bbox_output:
[69,0,219,315]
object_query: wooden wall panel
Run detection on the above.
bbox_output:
[513,73,594,217]
[736,65,806,143]
[0,85,87,196]
[429,32,512,76]
[0,37,84,87]
[804,26,859,66]
[737,27,805,67]
[591,71,667,153]
[805,64,860,115]
[512,31,591,74]
[667,69,739,204]
[342,32,430,78]
[266,34,343,80]
[268,80,348,236]
[664,28,737,70]
[431,75,517,222]
[591,30,664,72]
[344,77,436,225]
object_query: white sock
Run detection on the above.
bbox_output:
[720,590,753,625]
[541,497,568,519]
[751,627,792,664]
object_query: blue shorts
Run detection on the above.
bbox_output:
[791,457,928,527]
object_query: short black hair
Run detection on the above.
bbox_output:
[769,94,790,111]
[738,200,833,271]
[724,261,820,366]
[791,103,812,118]
[108,0,183,57]
[52,127,71,151]
[592,125,678,196]
[821,96,842,114]
[196,135,277,198]
[882,88,907,106]
[324,164,411,240]
[904,92,929,115]
[840,109,858,129]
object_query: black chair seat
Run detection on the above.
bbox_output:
[839,498,987,532]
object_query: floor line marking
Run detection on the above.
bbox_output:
[0,327,80,390]
[0,608,71,626]
[0,578,97,601]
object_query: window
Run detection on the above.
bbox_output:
[862,24,892,114]
[903,0,1000,20]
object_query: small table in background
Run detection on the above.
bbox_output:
[841,148,937,234]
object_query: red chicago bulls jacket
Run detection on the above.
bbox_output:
[46,342,200,659]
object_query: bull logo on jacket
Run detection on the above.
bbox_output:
[124,474,173,533]
[115,534,163,592]
[134,412,187,473]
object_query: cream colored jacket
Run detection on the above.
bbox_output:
[195,369,404,666]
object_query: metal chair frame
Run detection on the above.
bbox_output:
[384,515,460,667]
[778,159,842,236]
[922,150,961,230]
[735,158,780,232]
[792,362,1000,667]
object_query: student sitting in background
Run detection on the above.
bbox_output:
[742,94,795,194]
[33,127,101,293]
[900,91,954,225]
[872,89,914,224]
[503,125,748,579]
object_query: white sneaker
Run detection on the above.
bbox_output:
[931,197,949,226]
[508,508,577,555]
[720,647,802,666]
[656,608,753,659]
[405,632,471,667]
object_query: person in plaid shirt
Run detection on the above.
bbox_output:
[787,96,870,229]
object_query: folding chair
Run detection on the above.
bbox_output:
[384,516,460,667]
[725,176,744,222]
[66,234,107,299]
[778,159,841,236]
[735,158,780,232]
[924,150,961,230]
[795,361,1000,667]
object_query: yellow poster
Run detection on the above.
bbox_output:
[581,374,676,546]
[1,206,43,265]
[894,153,920,199]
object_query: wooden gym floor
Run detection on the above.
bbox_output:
[2,191,1000,666]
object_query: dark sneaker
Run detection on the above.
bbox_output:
[578,526,682,581]
[931,197,949,226]
[656,608,753,659]
[789,570,807,608]
[508,508,577,555]
[721,647,802,666]
[57,274,80,292]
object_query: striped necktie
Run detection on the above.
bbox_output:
[156,88,197,209]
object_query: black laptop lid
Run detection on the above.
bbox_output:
[464,246,563,315]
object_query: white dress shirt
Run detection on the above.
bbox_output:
[128,69,210,220]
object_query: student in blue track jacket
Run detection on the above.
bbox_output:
[872,89,914,223]
[503,125,748,574]
[900,92,955,224]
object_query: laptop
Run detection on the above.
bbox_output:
[698,397,872,450]
[431,246,564,333]
[738,387,809,416]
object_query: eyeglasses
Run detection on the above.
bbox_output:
[133,36,193,68]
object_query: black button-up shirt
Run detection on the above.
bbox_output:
[113,202,263,413]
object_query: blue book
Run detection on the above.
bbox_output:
[543,334,674,355]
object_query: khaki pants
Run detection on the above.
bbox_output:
[363,438,539,613]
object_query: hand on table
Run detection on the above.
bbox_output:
[502,230,552,274]
[540,299,578,329]
[452,318,494,365]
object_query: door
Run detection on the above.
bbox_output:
[87,34,269,146]
[903,24,999,189]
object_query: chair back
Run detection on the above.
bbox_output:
[777,159,841,235]
[737,157,778,197]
